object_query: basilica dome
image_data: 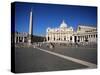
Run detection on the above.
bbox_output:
[60,20,67,28]
[46,27,51,32]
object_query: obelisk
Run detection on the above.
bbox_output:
[28,9,33,45]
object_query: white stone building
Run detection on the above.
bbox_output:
[46,20,74,43]
[46,20,97,44]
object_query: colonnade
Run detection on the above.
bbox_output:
[15,36,26,43]
[74,34,97,43]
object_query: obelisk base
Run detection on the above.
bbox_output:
[28,39,31,46]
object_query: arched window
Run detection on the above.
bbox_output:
[59,38,60,40]
[54,37,55,41]
[78,27,81,31]
[96,34,97,38]
[70,36,72,40]
[94,35,95,38]
[64,36,66,41]
[91,35,92,37]
[89,35,90,38]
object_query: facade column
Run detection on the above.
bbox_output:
[72,36,74,43]
[60,33,62,41]
[23,37,25,43]
[46,35,48,42]
[80,36,82,42]
[60,32,61,41]
[79,36,82,42]
[82,36,83,42]
[51,34,52,41]
[83,36,84,42]
[50,34,52,42]
[81,36,83,42]
[50,33,52,42]
[51,33,53,41]
[62,34,64,41]
[58,33,60,41]
[52,33,54,41]
[89,35,91,42]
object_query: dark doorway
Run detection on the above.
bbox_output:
[74,36,77,43]
[48,37,49,41]
[70,36,72,40]
[85,37,88,42]
[54,37,55,41]
[64,36,66,41]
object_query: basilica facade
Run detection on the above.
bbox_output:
[46,20,97,44]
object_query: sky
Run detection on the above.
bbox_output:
[15,2,97,36]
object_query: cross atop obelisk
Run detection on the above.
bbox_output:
[28,9,33,45]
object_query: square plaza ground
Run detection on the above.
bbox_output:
[15,46,97,73]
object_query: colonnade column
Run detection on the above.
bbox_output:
[22,37,25,43]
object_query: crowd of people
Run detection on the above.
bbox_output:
[15,41,97,49]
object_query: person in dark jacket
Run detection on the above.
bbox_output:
[49,43,55,49]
